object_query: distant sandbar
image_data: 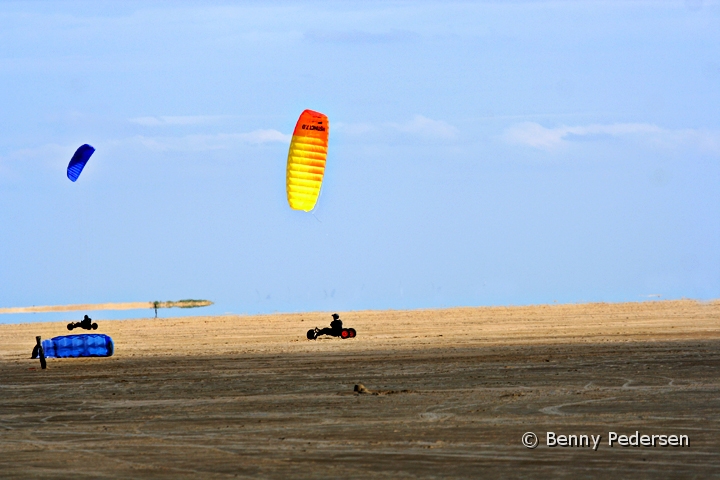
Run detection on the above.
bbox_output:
[0,299,212,314]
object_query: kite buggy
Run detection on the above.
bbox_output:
[67,315,98,331]
[307,313,356,340]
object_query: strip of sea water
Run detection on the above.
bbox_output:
[0,304,229,325]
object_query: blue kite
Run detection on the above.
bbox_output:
[67,144,95,182]
[36,334,114,358]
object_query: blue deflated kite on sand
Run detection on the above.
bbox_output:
[40,334,114,358]
[66,144,95,182]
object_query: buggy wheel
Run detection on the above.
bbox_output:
[348,328,356,338]
[67,323,74,331]
[91,323,98,330]
[307,329,316,340]
[341,329,350,339]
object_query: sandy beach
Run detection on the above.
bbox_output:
[1,300,718,478]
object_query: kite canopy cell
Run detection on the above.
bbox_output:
[67,144,95,182]
[286,110,329,211]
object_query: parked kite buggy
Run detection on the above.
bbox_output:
[307,327,356,340]
[67,321,98,331]
[67,315,98,331]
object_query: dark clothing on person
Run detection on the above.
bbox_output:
[316,327,334,337]
[80,315,92,329]
[315,316,343,338]
[330,318,343,334]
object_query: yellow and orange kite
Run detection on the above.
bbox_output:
[286,109,329,211]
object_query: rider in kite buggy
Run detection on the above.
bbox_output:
[67,315,98,331]
[307,313,356,340]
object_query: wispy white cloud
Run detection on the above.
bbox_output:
[137,129,291,151]
[1,130,290,169]
[0,142,72,168]
[0,142,84,179]
[504,122,720,154]
[304,29,418,44]
[388,115,458,139]
[335,115,458,140]
[2,143,68,160]
[0,130,290,177]
[333,122,376,135]
[129,115,231,126]
[237,129,291,144]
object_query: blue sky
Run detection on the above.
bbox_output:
[1,1,718,323]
